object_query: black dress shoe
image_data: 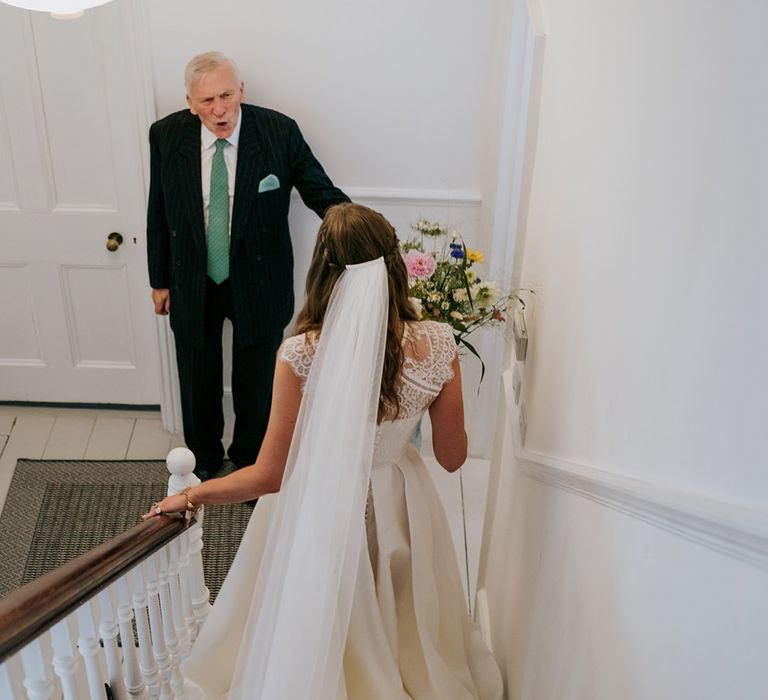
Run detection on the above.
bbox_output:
[218,460,238,477]
[226,448,256,469]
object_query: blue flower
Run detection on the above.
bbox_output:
[450,248,465,259]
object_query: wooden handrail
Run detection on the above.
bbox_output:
[0,514,188,663]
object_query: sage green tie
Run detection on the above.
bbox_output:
[207,138,230,284]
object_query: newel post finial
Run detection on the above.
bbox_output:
[166,447,200,497]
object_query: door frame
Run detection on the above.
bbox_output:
[123,0,182,432]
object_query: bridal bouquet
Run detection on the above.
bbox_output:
[401,219,526,378]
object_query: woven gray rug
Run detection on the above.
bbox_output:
[0,459,252,602]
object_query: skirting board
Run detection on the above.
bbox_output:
[518,448,768,570]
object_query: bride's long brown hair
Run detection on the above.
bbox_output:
[295,203,419,422]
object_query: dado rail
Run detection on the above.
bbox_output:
[0,449,209,700]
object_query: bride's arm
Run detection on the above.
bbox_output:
[144,360,302,518]
[428,356,467,473]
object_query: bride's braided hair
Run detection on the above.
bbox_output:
[295,203,419,422]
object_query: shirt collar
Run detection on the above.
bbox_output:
[201,107,242,150]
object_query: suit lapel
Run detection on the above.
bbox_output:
[176,116,206,257]
[231,107,266,257]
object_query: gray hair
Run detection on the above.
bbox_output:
[184,52,240,91]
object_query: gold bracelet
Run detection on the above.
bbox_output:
[181,486,201,515]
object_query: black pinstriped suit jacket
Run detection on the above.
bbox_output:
[146,104,349,348]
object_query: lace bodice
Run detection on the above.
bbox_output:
[280,320,457,423]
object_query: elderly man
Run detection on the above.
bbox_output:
[147,52,349,479]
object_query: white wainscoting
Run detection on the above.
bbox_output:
[517,448,768,571]
[476,353,768,699]
[489,363,768,578]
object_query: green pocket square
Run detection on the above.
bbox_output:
[258,174,280,193]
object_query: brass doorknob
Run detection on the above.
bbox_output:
[106,232,123,252]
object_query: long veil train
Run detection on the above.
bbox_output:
[187,258,389,699]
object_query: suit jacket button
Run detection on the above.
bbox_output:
[255,254,263,262]
[261,226,268,233]
[176,261,182,267]
[171,230,176,237]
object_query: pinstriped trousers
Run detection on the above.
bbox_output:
[174,277,283,477]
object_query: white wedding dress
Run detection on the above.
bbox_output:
[183,320,503,699]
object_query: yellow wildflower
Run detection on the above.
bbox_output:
[466,249,485,263]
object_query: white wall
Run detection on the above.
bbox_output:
[518,0,768,501]
[479,0,768,697]
[144,0,515,450]
[146,0,503,196]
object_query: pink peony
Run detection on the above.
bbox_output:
[403,250,437,280]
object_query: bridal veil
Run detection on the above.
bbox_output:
[225,257,388,699]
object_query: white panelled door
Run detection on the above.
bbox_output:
[0,2,159,403]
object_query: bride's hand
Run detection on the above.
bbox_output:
[143,493,187,520]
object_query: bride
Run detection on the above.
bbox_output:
[146,203,503,699]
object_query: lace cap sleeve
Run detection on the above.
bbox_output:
[426,321,457,387]
[279,333,316,382]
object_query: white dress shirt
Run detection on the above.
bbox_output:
[200,108,241,237]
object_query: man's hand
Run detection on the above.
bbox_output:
[152,288,171,315]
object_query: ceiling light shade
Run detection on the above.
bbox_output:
[0,0,114,13]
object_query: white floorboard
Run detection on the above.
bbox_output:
[42,413,95,460]
[83,415,136,460]
[126,416,173,460]
[170,432,187,449]
[0,411,15,436]
[0,412,56,513]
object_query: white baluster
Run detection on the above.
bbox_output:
[165,448,210,632]
[50,617,87,699]
[167,537,191,655]
[176,533,196,648]
[76,600,106,699]
[19,638,55,700]
[0,662,14,700]
[144,555,172,700]
[116,577,147,699]
[185,523,210,631]
[155,548,185,698]
[99,587,128,700]
[0,653,26,700]
[131,566,161,697]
